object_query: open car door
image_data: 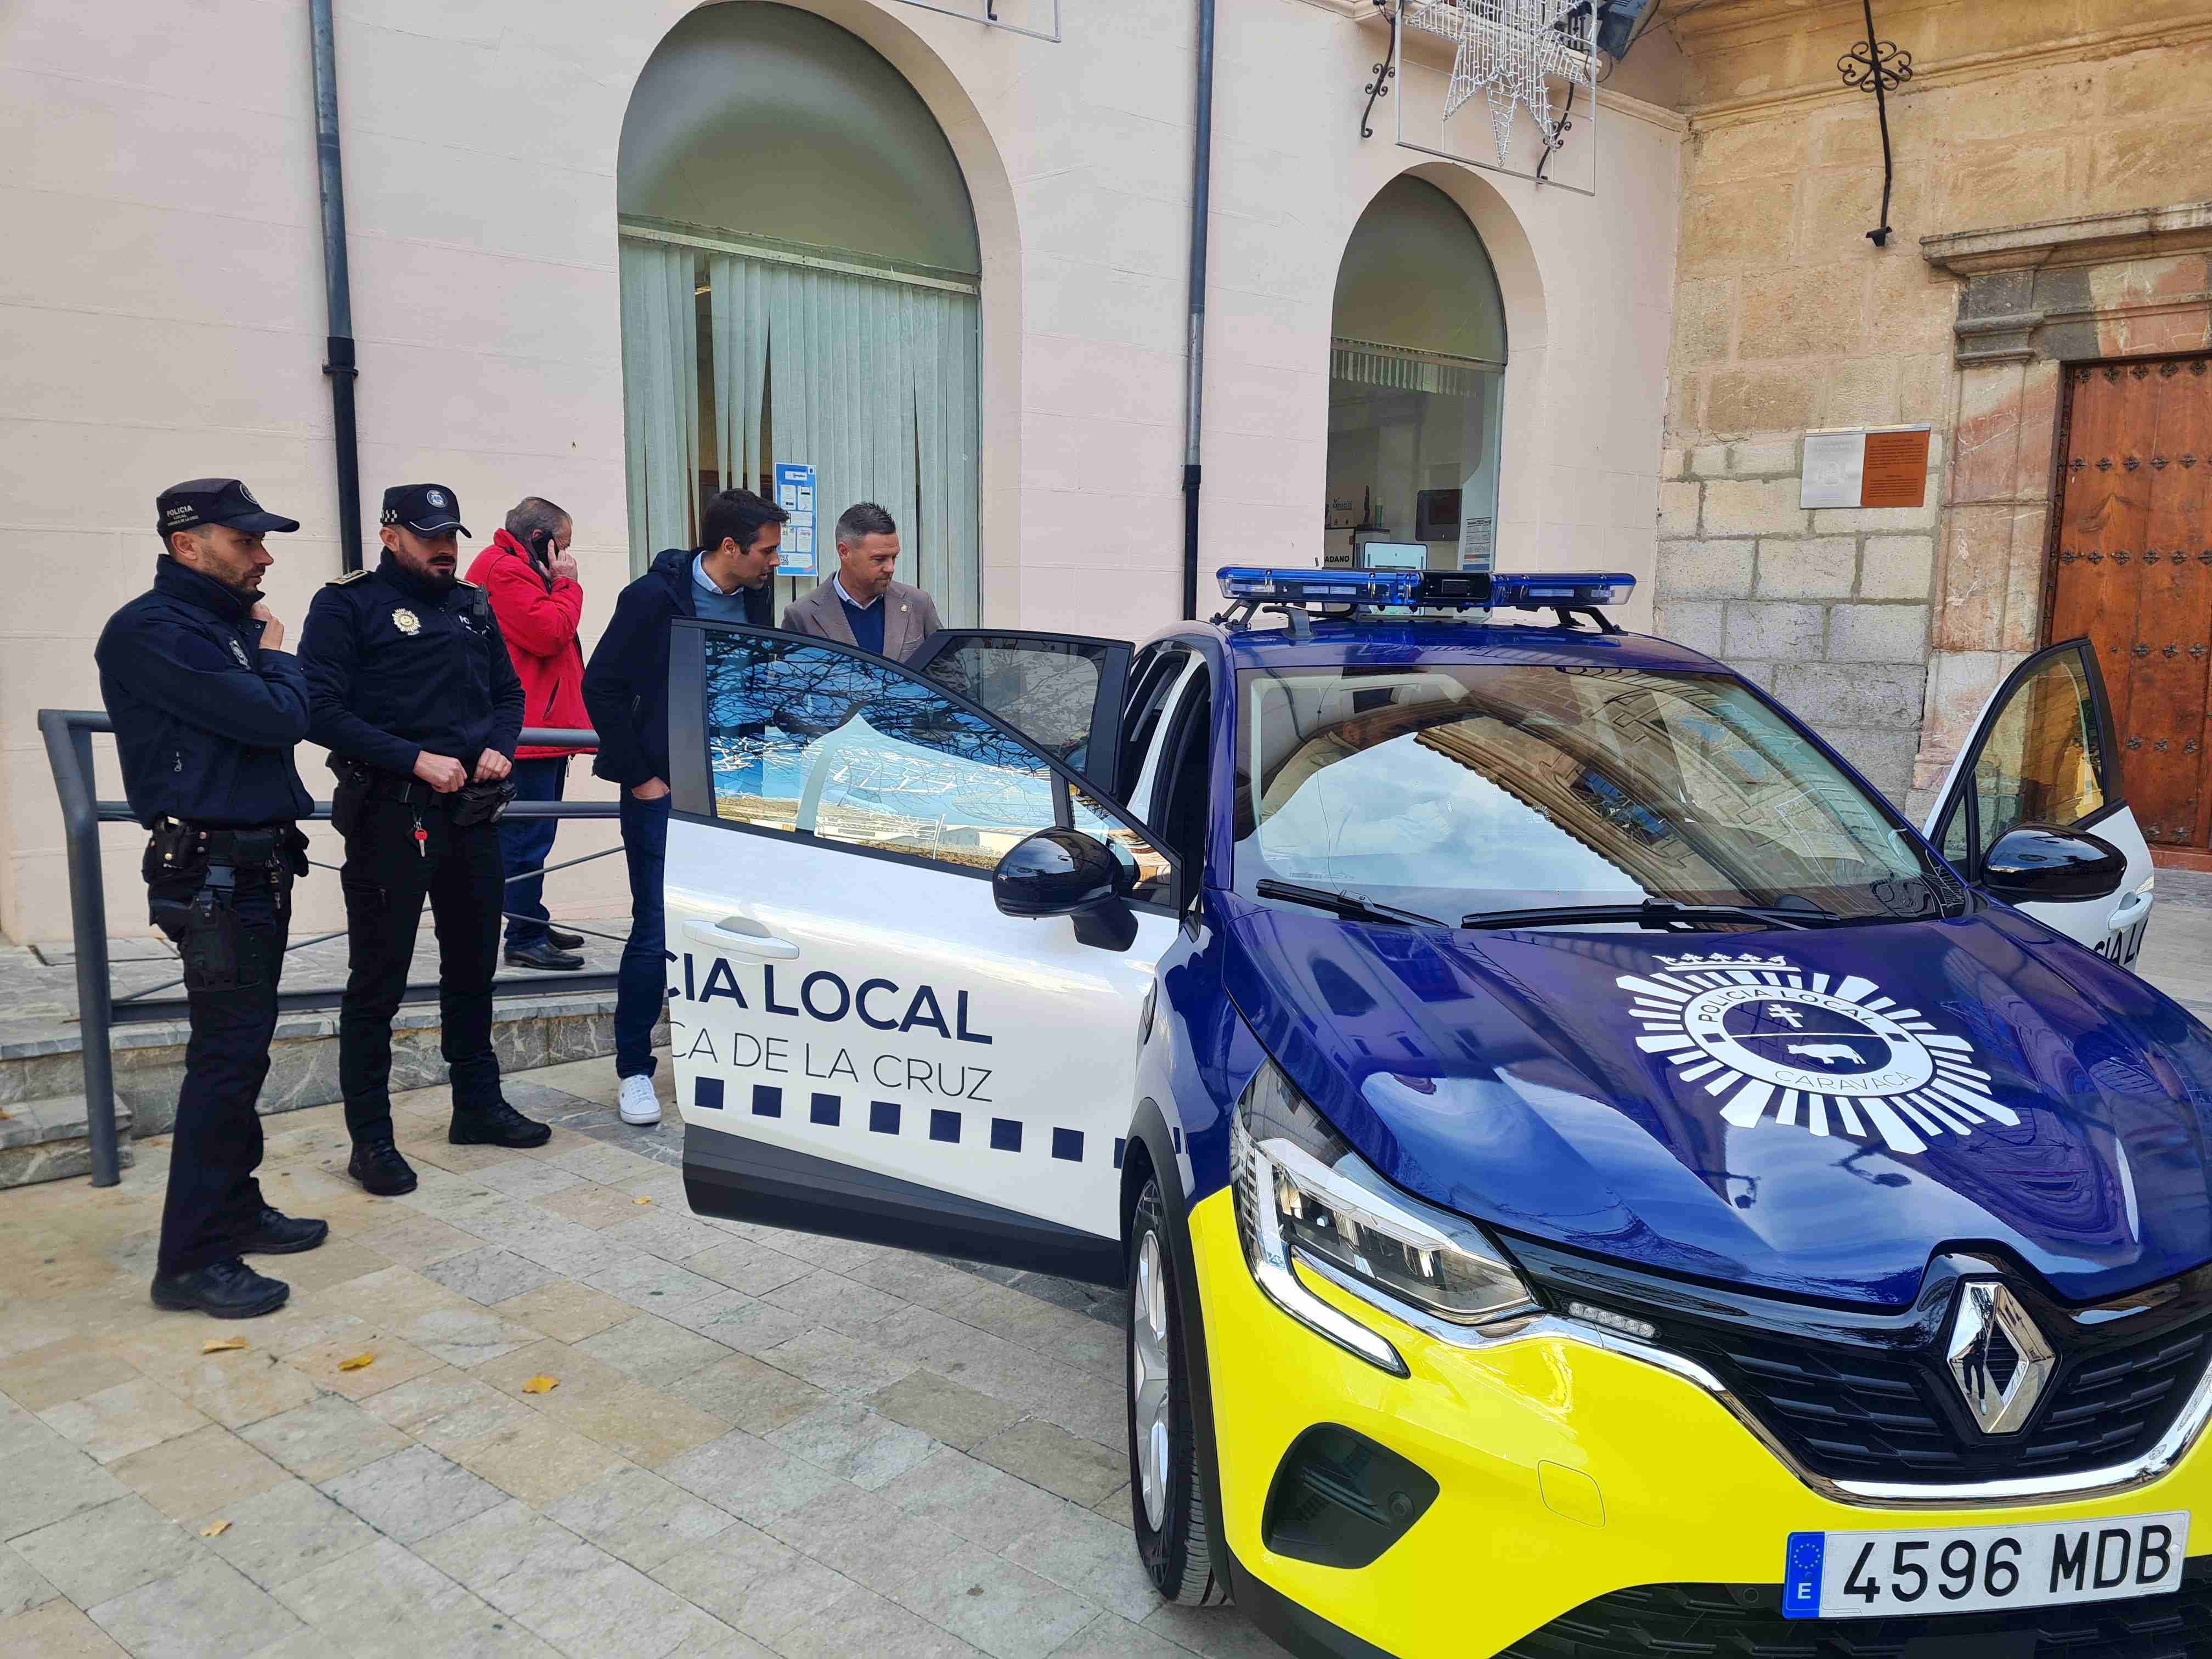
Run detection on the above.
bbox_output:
[664,620,1176,1285]
[1923,637,2154,964]
[904,628,1133,798]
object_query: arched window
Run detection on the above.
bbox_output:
[617,2,981,619]
[1325,178,1507,572]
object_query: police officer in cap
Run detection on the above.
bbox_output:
[298,484,550,1194]
[96,480,327,1319]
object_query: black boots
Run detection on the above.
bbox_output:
[449,1100,552,1149]
[237,1206,331,1255]
[349,1139,419,1195]
[151,1257,290,1319]
[504,941,584,972]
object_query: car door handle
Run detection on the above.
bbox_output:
[2108,888,2154,930]
[682,917,800,959]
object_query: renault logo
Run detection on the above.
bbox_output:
[1946,1281,2056,1435]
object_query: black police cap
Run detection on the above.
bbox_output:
[380,483,471,538]
[156,478,300,538]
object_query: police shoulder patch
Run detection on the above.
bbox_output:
[329,568,371,585]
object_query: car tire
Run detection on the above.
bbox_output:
[1127,1176,1228,1607]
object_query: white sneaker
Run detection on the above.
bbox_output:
[618,1074,662,1126]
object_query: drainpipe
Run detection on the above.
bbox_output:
[309,0,364,571]
[1180,0,1217,620]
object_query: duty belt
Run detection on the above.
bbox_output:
[334,761,443,808]
[151,819,290,870]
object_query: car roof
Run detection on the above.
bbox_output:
[1139,616,1729,676]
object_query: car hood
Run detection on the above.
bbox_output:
[1216,896,2212,1309]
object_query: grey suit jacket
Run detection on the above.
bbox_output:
[780,577,943,662]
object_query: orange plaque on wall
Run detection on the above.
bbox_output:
[1859,428,1931,508]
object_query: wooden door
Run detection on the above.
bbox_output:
[2049,356,2212,853]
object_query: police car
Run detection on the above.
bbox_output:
[663,566,2210,1658]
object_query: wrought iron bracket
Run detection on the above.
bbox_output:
[1838,0,1912,246]
[1534,80,1578,186]
[1362,0,1400,140]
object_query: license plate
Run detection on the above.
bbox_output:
[1782,1513,2189,1620]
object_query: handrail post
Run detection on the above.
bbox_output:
[39,711,120,1187]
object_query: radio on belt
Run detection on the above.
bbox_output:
[1215,567,1635,611]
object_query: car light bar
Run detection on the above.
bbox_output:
[1216,567,1636,612]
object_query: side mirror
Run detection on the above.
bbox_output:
[1980,824,2126,905]
[993,828,1138,950]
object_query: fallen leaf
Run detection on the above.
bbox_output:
[337,1352,376,1373]
[201,1520,232,1538]
[521,1375,560,1395]
[633,1197,653,1205]
[201,1338,249,1355]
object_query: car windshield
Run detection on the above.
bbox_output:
[1233,662,1953,926]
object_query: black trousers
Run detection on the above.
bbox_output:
[337,796,505,1142]
[149,866,290,1279]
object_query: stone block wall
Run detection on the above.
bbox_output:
[1653,433,1943,802]
[1655,3,2212,818]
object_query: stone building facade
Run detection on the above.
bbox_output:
[1651,0,2212,823]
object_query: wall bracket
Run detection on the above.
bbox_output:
[1838,0,1913,246]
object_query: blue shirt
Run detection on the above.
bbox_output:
[834,574,887,657]
[691,553,757,624]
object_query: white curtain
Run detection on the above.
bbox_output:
[708,252,768,502]
[619,240,702,561]
[622,232,981,619]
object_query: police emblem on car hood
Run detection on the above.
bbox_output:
[1619,953,2010,1156]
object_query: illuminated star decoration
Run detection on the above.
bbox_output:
[1438,0,1590,164]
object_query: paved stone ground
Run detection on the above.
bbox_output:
[0,1057,1278,1659]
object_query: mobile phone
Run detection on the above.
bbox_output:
[528,529,554,566]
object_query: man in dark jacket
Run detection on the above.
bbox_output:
[298,484,549,1197]
[582,488,786,1126]
[95,478,326,1319]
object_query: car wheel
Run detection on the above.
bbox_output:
[1128,1176,1227,1607]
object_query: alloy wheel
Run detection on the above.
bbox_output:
[1132,1226,1173,1531]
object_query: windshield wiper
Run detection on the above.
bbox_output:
[1255,879,1446,928]
[1459,899,1839,932]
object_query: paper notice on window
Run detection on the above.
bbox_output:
[1462,517,1494,571]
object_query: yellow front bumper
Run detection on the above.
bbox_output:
[1187,1189,2212,1659]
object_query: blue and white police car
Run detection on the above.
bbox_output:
[663,567,2210,1658]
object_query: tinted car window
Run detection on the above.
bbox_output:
[1970,649,2108,854]
[914,635,1110,768]
[705,631,1171,901]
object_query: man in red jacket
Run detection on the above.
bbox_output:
[465,497,591,970]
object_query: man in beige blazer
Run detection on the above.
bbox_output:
[780,501,944,662]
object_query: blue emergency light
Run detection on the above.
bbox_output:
[1215,567,1635,613]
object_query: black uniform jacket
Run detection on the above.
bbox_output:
[95,560,315,828]
[297,554,524,777]
[582,546,771,790]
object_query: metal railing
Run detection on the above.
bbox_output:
[38,712,623,1187]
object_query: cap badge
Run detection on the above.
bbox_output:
[393,607,421,636]
[426,489,447,507]
[239,483,258,504]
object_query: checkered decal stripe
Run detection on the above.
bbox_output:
[696,1078,1126,1168]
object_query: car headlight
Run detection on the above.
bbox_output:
[1229,1058,1538,1375]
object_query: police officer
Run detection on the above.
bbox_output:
[298,484,550,1195]
[96,480,327,1319]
